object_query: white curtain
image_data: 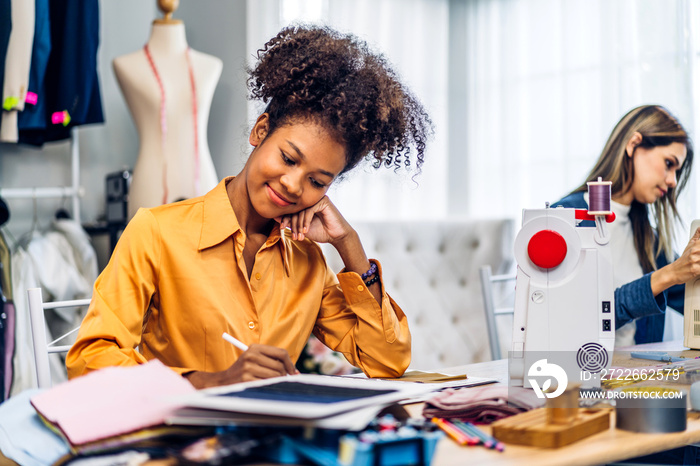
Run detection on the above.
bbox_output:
[463,0,699,239]
[246,0,450,220]
[247,0,700,233]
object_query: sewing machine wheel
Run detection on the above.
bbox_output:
[514,215,581,281]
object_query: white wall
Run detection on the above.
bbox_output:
[0,0,249,255]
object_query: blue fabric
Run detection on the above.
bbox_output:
[17,0,51,131]
[0,389,70,466]
[553,192,684,344]
[0,0,12,133]
[19,0,104,146]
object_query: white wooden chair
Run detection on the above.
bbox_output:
[27,287,91,388]
[479,265,517,360]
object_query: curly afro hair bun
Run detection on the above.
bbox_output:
[248,25,432,175]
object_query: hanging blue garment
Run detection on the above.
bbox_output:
[19,0,104,146]
[17,0,50,132]
[0,0,12,133]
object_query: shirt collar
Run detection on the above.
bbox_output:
[199,176,292,277]
[610,198,632,218]
[199,177,241,250]
[269,227,292,277]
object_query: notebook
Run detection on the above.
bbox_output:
[175,373,434,419]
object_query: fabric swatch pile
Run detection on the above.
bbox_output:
[423,385,544,424]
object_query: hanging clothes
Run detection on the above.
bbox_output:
[0,231,14,402]
[0,0,34,142]
[0,230,11,300]
[10,218,97,397]
[17,0,51,135]
[18,0,104,146]
[0,272,6,403]
[0,0,11,135]
[0,196,8,226]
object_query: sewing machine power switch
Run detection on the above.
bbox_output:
[527,230,567,269]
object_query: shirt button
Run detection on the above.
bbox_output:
[357,285,364,292]
[248,321,255,329]
[255,273,261,280]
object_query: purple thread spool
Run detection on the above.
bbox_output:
[587,177,612,215]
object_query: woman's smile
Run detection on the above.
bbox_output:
[266,184,294,207]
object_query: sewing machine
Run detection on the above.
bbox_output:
[509,182,616,389]
[684,219,700,349]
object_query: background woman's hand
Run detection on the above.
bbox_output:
[185,344,298,389]
[652,227,700,296]
[275,195,352,245]
[670,227,700,284]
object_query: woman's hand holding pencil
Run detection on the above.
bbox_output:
[184,333,299,389]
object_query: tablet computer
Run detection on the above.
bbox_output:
[176,374,434,419]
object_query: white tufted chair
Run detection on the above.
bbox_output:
[320,219,515,370]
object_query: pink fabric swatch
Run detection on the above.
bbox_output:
[30,359,195,446]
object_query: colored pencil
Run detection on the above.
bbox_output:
[431,418,479,446]
[455,421,505,452]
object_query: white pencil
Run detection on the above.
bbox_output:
[222,332,249,351]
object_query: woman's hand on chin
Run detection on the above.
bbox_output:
[275,196,353,244]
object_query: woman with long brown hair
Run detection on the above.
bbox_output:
[555,104,698,346]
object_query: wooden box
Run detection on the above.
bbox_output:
[491,408,611,448]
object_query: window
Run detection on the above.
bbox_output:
[249,0,700,241]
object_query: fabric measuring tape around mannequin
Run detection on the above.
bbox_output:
[142,44,200,205]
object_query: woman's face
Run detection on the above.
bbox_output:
[625,141,687,205]
[245,115,346,219]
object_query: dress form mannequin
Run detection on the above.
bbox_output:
[113,0,222,219]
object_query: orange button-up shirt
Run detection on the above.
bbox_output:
[66,177,411,379]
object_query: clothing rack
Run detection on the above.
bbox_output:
[0,129,83,222]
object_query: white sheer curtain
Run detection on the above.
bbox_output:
[247,0,700,230]
[246,0,449,220]
[463,0,699,236]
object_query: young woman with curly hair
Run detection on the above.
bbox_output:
[555,105,697,346]
[66,25,432,388]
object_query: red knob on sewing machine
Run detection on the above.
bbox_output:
[527,230,567,269]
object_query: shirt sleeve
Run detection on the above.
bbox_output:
[615,272,666,329]
[660,252,685,314]
[66,209,159,378]
[312,259,411,378]
[667,283,685,314]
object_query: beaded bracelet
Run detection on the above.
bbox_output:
[365,274,380,287]
[361,262,378,280]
